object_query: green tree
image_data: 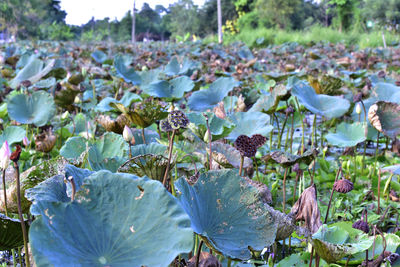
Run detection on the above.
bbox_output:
[255,0,302,29]
[362,0,400,30]
[163,0,201,37]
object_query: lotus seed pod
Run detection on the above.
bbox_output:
[333,179,354,193]
[234,135,257,158]
[352,220,369,233]
[168,110,189,129]
[160,119,173,132]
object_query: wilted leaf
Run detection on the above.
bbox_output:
[368,101,400,139]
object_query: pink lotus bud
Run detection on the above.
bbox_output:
[23,136,30,147]
[0,141,11,170]
[123,126,133,143]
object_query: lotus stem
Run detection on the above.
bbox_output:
[239,155,244,176]
[67,176,76,201]
[162,129,176,187]
[253,157,260,182]
[309,247,314,267]
[13,161,30,267]
[12,248,16,267]
[282,168,288,213]
[324,167,342,224]
[18,247,22,266]
[295,98,305,155]
[293,172,301,205]
[289,113,295,154]
[277,112,288,149]
[141,128,146,144]
[195,240,203,267]
[373,132,380,179]
[269,116,273,149]
[129,143,132,158]
[204,114,212,170]
[311,114,317,148]
[361,100,367,169]
[377,168,381,215]
[365,209,368,263]
[2,169,8,216]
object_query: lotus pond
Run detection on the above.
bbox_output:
[0,41,400,267]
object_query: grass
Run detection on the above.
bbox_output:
[205,25,400,48]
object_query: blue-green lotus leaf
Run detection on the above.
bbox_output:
[7,91,56,126]
[227,112,273,141]
[276,252,328,267]
[292,81,350,119]
[312,222,373,263]
[114,54,141,85]
[187,77,240,111]
[30,171,193,266]
[9,56,54,89]
[60,136,87,160]
[131,128,159,145]
[325,122,367,147]
[175,169,278,260]
[91,50,107,64]
[96,93,141,112]
[130,143,167,157]
[33,77,56,88]
[164,56,197,76]
[249,84,288,114]
[26,165,94,216]
[0,126,26,147]
[188,112,234,141]
[368,101,400,139]
[341,233,400,265]
[0,213,27,250]
[382,164,400,175]
[147,76,194,99]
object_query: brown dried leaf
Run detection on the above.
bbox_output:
[187,252,222,267]
[291,184,322,234]
[35,130,56,153]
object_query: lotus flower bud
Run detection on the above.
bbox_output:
[61,111,70,120]
[23,136,30,147]
[123,126,134,143]
[74,95,81,104]
[0,141,11,170]
[356,103,362,114]
[81,67,87,77]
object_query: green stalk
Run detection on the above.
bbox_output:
[373,132,380,179]
[277,113,289,149]
[311,114,317,148]
[295,98,305,155]
[195,240,204,267]
[282,168,288,213]
[239,156,244,176]
[324,167,342,224]
[253,157,260,182]
[2,169,7,216]
[162,129,176,187]
[361,100,367,169]
[13,161,30,267]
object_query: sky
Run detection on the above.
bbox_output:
[60,0,206,26]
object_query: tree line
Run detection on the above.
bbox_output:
[1,0,400,42]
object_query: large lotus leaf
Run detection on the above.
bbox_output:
[227,112,273,141]
[139,68,162,90]
[382,164,400,175]
[0,126,26,147]
[67,113,93,136]
[118,154,171,182]
[88,147,126,172]
[147,76,194,99]
[211,142,253,168]
[26,165,94,215]
[368,101,400,139]
[188,112,234,141]
[325,122,367,147]
[292,81,350,119]
[187,77,240,111]
[276,252,328,267]
[33,77,56,88]
[131,128,159,145]
[0,213,27,250]
[164,56,197,76]
[114,54,141,85]
[96,93,141,112]
[312,222,373,263]
[7,91,56,126]
[341,233,400,265]
[9,57,55,89]
[130,143,168,157]
[60,136,87,160]
[175,169,278,260]
[30,171,193,266]
[1,157,68,214]
[91,50,107,64]
[263,149,316,168]
[249,84,288,114]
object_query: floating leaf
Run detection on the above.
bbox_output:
[325,122,367,147]
[164,56,197,76]
[227,112,273,141]
[292,81,350,119]
[175,169,278,260]
[368,101,400,139]
[9,57,55,89]
[29,171,193,266]
[187,77,240,111]
[249,84,288,114]
[7,91,56,126]
[91,50,107,64]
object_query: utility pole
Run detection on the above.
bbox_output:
[131,0,136,44]
[217,0,223,44]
